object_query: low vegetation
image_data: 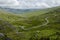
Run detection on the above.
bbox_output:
[0,6,60,40]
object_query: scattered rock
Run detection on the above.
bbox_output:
[0,33,4,37]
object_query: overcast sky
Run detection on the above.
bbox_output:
[0,0,60,9]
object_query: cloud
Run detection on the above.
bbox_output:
[0,0,60,9]
[0,0,19,7]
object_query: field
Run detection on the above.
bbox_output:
[0,6,60,40]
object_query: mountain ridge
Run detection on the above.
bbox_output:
[0,6,60,40]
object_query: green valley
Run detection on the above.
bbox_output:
[0,6,60,40]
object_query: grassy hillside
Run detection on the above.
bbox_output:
[0,6,60,40]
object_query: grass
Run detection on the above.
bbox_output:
[0,6,60,40]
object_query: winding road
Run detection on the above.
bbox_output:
[20,17,49,30]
